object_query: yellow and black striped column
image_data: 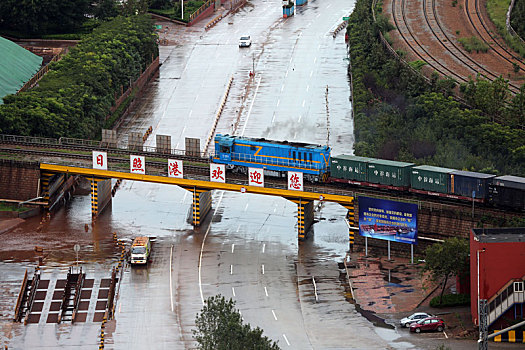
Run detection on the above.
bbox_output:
[40,172,54,209]
[342,198,357,249]
[288,199,313,240]
[181,187,212,226]
[91,178,112,218]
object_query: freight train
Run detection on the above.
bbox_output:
[213,134,525,211]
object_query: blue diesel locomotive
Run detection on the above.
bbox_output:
[212,134,331,182]
[211,135,524,211]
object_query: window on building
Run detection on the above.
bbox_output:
[515,281,524,293]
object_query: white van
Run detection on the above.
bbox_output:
[130,236,151,265]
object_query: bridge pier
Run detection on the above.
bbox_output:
[90,178,112,218]
[341,199,357,249]
[289,199,314,240]
[181,186,212,226]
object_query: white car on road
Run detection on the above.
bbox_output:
[239,36,251,47]
[400,312,433,328]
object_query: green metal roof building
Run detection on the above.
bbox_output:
[0,36,43,104]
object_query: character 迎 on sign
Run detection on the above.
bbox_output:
[168,159,183,178]
[248,167,264,187]
[92,151,107,170]
[130,155,145,174]
[287,171,303,191]
[210,163,226,183]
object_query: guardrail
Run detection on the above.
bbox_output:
[203,76,234,153]
[205,13,223,30]
[23,270,40,325]
[506,0,525,45]
[189,0,215,23]
[0,133,214,160]
[13,269,29,322]
[487,276,525,325]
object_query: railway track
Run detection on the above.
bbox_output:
[1,141,520,221]
[392,0,469,84]
[391,0,522,94]
[466,0,525,74]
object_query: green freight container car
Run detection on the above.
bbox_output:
[330,155,375,182]
[367,159,414,187]
[410,165,454,194]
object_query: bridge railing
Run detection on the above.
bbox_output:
[230,152,322,171]
[0,134,214,160]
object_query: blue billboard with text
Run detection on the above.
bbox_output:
[358,196,418,245]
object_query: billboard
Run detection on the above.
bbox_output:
[358,196,418,245]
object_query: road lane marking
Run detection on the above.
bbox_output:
[232,244,235,253]
[230,264,233,275]
[232,287,236,297]
[316,13,321,18]
[262,243,266,253]
[237,224,240,232]
[314,57,317,63]
[265,286,268,296]
[182,126,186,134]
[277,99,280,107]
[273,207,276,212]
[199,191,224,305]
[306,85,309,92]
[302,100,305,107]
[242,75,262,136]
[294,131,297,139]
[272,310,278,320]
[271,113,276,124]
[310,70,313,77]
[195,94,199,102]
[283,334,290,346]
[289,57,293,63]
[318,44,321,50]
[281,84,284,92]
[244,203,249,212]
[298,115,302,123]
[189,110,193,117]
[262,264,265,274]
[443,331,448,339]
[285,70,288,77]
[170,244,174,312]
[181,191,188,203]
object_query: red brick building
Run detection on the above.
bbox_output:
[470,228,525,330]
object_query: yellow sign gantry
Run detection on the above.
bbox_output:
[40,163,354,205]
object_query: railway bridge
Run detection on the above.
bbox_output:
[1,133,520,253]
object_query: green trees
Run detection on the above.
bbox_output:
[0,15,158,139]
[424,238,470,305]
[193,295,280,350]
[347,0,525,176]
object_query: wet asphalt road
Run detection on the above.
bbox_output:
[1,1,518,349]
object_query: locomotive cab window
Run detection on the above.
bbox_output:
[309,153,312,162]
[293,151,296,160]
[220,146,230,153]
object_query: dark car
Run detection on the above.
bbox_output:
[409,317,445,333]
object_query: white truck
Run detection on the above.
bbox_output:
[130,236,151,265]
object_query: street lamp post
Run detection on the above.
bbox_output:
[477,247,485,324]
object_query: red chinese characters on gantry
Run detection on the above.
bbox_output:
[288,171,303,191]
[210,164,226,183]
[130,155,145,174]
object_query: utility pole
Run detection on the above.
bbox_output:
[325,85,330,147]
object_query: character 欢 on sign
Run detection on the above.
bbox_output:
[210,163,226,183]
